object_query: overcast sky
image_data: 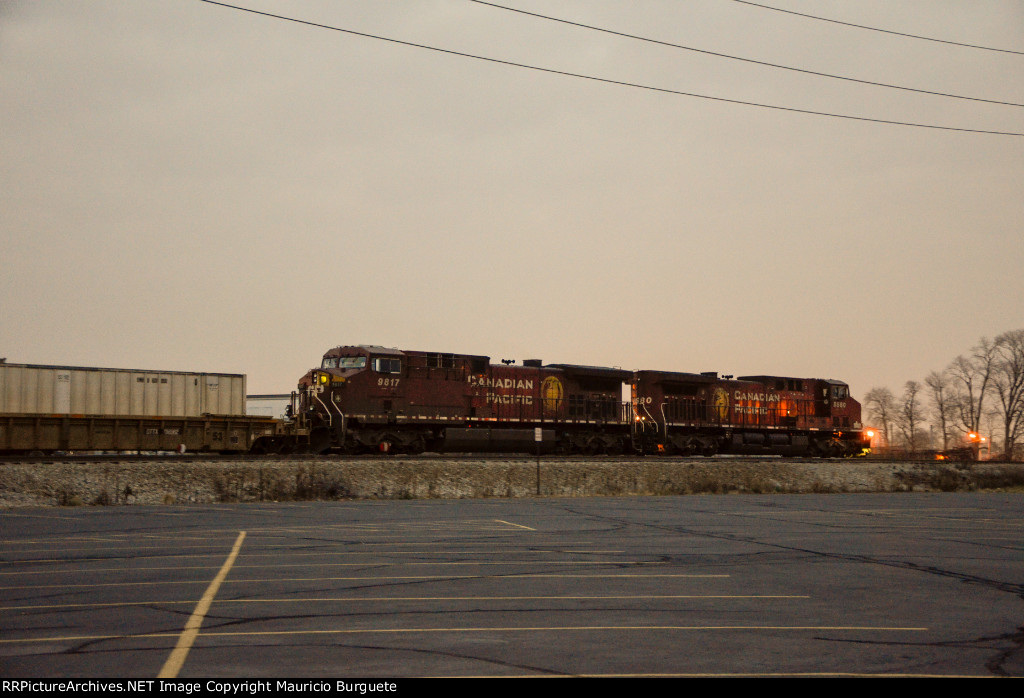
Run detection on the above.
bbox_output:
[2,0,1022,397]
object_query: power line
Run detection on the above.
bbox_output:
[197,1,1024,137]
[729,0,1024,56]
[468,0,1024,108]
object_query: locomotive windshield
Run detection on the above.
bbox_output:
[322,357,367,370]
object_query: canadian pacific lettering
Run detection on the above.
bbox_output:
[733,391,781,402]
[468,375,535,405]
[467,376,534,390]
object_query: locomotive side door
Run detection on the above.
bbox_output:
[370,356,404,422]
[813,379,830,421]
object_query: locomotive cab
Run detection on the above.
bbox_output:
[300,346,408,452]
[309,346,404,418]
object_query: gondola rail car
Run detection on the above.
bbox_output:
[275,345,869,457]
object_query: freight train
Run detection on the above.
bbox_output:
[0,347,870,457]
[253,345,870,458]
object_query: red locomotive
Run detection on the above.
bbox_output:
[269,345,869,457]
[632,370,865,457]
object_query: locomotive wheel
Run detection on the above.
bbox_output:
[407,435,426,455]
[335,435,358,455]
[253,437,284,455]
[309,428,332,455]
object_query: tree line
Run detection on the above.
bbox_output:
[863,329,1024,460]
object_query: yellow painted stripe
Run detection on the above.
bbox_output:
[0,573,727,590]
[0,549,625,565]
[0,594,807,611]
[156,531,246,679]
[494,519,536,531]
[0,625,929,646]
[192,625,930,637]
[429,672,988,678]
[0,521,532,545]
[0,560,663,576]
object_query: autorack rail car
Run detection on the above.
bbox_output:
[276,345,869,457]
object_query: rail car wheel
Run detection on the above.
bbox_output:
[252,436,285,455]
[700,440,718,457]
[309,428,332,455]
[406,435,426,455]
[813,439,841,458]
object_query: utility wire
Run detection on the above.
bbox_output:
[468,0,1023,108]
[198,1,1024,137]
[730,0,1024,56]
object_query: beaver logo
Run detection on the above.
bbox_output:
[542,376,564,414]
[712,387,729,421]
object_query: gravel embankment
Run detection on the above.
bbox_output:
[1,456,1022,507]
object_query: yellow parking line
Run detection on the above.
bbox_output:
[0,549,625,565]
[434,672,985,678]
[1,594,806,611]
[0,624,928,645]
[157,531,246,679]
[0,573,728,590]
[0,561,663,576]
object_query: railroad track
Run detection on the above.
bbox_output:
[0,452,894,465]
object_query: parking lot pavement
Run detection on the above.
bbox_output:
[1,493,1022,677]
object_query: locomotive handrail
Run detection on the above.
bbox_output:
[312,391,333,427]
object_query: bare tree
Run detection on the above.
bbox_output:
[894,380,926,454]
[948,337,998,437]
[863,387,896,448]
[992,329,1024,460]
[924,369,954,450]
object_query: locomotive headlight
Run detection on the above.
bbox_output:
[318,373,329,385]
